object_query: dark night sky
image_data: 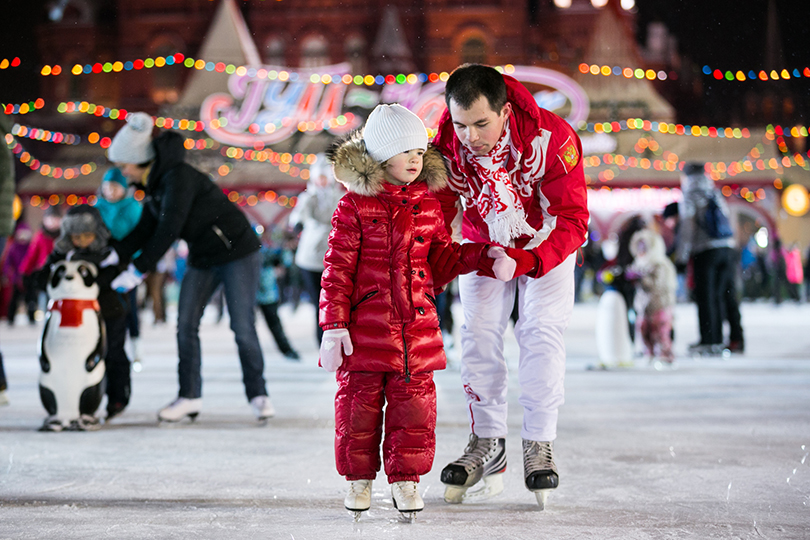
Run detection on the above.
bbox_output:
[1,0,809,122]
[635,0,810,125]
[636,0,810,69]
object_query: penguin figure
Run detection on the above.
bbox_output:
[38,260,106,431]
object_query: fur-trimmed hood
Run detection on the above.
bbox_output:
[327,129,447,197]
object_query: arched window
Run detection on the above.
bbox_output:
[300,35,329,68]
[461,37,487,65]
[345,35,366,75]
[264,36,286,67]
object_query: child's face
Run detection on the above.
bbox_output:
[71,232,96,249]
[384,149,424,186]
[101,181,126,202]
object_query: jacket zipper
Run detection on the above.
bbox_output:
[212,224,232,250]
[350,290,378,311]
[401,325,410,383]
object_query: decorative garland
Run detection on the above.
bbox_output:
[702,65,810,81]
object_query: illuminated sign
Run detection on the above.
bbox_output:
[201,64,590,147]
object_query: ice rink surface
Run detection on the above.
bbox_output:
[1,300,808,539]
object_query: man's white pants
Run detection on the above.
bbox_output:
[458,253,575,442]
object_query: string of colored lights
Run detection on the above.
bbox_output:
[11,123,82,145]
[582,128,809,188]
[5,134,100,180]
[702,65,810,81]
[55,100,356,136]
[37,51,457,87]
[222,190,298,210]
[2,99,45,115]
[0,58,21,69]
[577,63,669,81]
[578,118,753,139]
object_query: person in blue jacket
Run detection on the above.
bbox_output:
[95,167,144,371]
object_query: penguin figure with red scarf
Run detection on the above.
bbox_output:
[39,259,106,431]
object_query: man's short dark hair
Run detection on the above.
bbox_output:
[444,64,507,113]
[682,162,705,176]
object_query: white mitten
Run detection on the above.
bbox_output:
[111,263,145,293]
[319,328,353,372]
[488,246,517,281]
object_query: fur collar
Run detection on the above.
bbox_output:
[327,130,447,197]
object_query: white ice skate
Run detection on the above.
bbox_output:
[391,481,423,522]
[440,434,506,503]
[344,479,372,521]
[0,390,8,406]
[158,397,202,422]
[249,395,275,421]
[131,337,143,373]
[523,439,558,510]
[71,414,101,431]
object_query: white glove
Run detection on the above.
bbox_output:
[488,246,516,281]
[111,263,145,293]
[319,328,353,372]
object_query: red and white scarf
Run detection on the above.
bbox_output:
[461,120,537,246]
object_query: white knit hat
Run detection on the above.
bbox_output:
[107,112,156,164]
[362,104,428,163]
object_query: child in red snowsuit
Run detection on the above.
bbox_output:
[320,104,515,518]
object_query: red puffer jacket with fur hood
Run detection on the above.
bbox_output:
[321,132,490,377]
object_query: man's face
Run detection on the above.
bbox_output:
[449,96,511,156]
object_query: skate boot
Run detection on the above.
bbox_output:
[250,395,275,421]
[158,397,202,422]
[523,439,558,510]
[131,337,143,373]
[0,389,8,406]
[71,414,101,431]
[344,479,372,521]
[39,416,65,432]
[440,434,506,503]
[391,481,423,522]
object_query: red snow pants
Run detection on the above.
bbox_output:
[334,369,436,483]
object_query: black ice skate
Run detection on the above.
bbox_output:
[440,434,506,503]
[523,439,558,510]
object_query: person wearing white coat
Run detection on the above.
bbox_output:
[288,154,344,345]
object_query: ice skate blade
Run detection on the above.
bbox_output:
[158,412,199,423]
[397,511,419,523]
[348,510,364,522]
[443,473,504,503]
[534,489,550,510]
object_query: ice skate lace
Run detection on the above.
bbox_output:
[347,481,370,496]
[395,482,419,499]
[453,434,498,471]
[523,440,556,474]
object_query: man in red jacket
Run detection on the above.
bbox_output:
[433,64,589,509]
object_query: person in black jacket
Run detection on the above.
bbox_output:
[108,112,274,423]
